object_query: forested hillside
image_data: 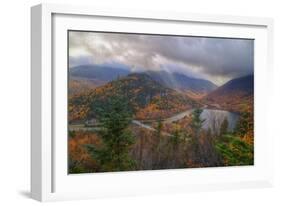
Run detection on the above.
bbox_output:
[69,72,254,173]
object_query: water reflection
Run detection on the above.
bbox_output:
[200,109,239,133]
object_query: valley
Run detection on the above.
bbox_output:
[68,64,254,173]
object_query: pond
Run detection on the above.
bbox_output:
[69,108,240,135]
[164,108,239,133]
[200,109,239,133]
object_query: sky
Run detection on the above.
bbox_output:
[68,31,254,86]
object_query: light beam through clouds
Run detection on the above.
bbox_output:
[69,31,254,85]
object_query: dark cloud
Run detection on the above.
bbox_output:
[69,31,254,85]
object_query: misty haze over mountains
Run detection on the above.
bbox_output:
[69,31,254,85]
[69,64,253,96]
[68,32,255,173]
[69,64,219,94]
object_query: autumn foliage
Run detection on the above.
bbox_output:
[68,73,254,173]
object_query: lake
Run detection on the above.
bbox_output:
[164,108,239,133]
[69,109,239,134]
[200,109,239,133]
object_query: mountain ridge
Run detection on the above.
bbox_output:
[69,73,199,122]
[144,70,217,93]
[205,74,253,112]
[69,64,130,81]
[69,64,217,95]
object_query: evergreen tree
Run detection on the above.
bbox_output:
[220,118,229,136]
[189,108,205,166]
[190,108,205,140]
[153,119,163,168]
[215,134,253,166]
[171,126,180,148]
[235,111,251,136]
[156,119,163,141]
[86,95,136,172]
[168,125,181,167]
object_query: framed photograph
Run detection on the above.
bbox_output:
[31,3,274,201]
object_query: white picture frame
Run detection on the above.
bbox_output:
[31,3,274,202]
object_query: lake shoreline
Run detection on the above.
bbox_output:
[69,107,239,133]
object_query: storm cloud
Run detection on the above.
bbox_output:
[69,31,254,85]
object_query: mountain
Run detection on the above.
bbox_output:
[69,64,130,81]
[208,75,253,96]
[69,73,199,122]
[69,64,130,95]
[144,71,217,94]
[205,75,254,112]
[69,77,106,95]
[69,64,218,98]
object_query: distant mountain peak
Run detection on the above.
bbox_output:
[142,70,217,93]
[69,64,218,95]
[69,64,130,82]
[212,74,253,95]
[69,71,199,122]
[205,74,254,112]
